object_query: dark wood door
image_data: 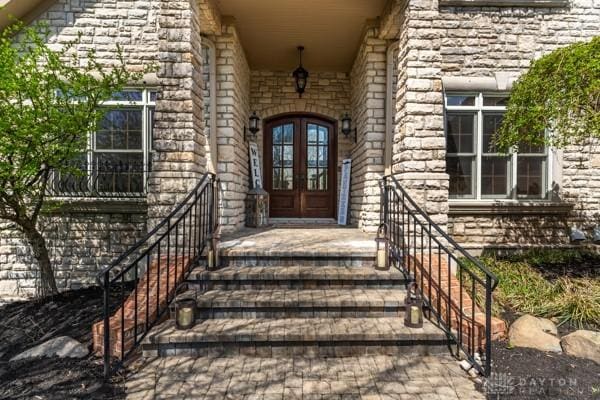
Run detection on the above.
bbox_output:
[264,116,336,218]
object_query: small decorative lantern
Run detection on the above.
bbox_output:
[374,223,390,270]
[245,187,269,227]
[292,46,309,97]
[404,282,424,328]
[171,285,196,330]
[174,298,196,329]
[207,233,220,270]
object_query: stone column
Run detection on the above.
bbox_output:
[350,26,388,232]
[393,0,448,227]
[148,0,206,225]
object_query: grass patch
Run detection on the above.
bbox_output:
[475,250,600,329]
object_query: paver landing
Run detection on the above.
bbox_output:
[125,354,484,399]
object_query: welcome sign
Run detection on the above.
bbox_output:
[338,159,351,225]
[248,141,263,189]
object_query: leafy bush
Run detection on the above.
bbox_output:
[479,252,600,329]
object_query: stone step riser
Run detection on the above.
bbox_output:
[142,341,450,358]
[187,280,408,290]
[196,306,407,319]
[221,256,374,268]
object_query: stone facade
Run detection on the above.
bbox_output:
[432,0,600,249]
[214,22,251,232]
[0,207,147,296]
[148,0,207,226]
[2,0,600,296]
[249,70,352,220]
[350,25,388,232]
[393,0,450,229]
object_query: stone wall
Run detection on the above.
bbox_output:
[429,0,600,248]
[249,70,352,221]
[215,22,251,232]
[393,0,449,228]
[0,0,210,296]
[148,0,207,225]
[349,26,388,232]
[0,207,147,296]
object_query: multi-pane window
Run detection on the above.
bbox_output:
[306,123,329,191]
[52,89,156,197]
[445,93,549,200]
[272,123,294,190]
[91,89,155,194]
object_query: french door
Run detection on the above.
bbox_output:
[264,115,336,218]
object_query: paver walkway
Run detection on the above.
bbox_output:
[125,355,485,399]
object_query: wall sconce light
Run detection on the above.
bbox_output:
[245,111,260,142]
[292,46,308,98]
[569,226,586,242]
[341,113,357,143]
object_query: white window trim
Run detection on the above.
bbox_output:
[445,92,554,203]
[87,88,156,195]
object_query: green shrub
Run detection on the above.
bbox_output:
[477,253,600,329]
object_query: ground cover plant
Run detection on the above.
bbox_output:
[480,249,600,330]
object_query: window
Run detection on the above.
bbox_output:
[51,89,156,197]
[445,93,549,200]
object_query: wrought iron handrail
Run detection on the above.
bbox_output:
[47,161,150,198]
[96,172,218,379]
[381,175,498,376]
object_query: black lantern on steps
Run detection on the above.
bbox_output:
[374,223,390,270]
[404,282,424,328]
[292,46,308,97]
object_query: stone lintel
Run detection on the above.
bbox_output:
[439,0,569,7]
[448,201,574,216]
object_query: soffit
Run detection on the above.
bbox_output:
[216,0,388,72]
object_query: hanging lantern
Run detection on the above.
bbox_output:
[404,282,423,328]
[292,46,309,97]
[374,223,390,270]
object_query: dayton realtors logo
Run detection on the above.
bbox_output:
[484,372,591,397]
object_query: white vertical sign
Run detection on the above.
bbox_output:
[248,142,262,189]
[338,159,351,225]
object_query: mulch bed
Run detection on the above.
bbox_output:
[481,340,600,399]
[0,287,127,400]
[478,252,600,399]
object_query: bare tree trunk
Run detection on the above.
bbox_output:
[21,220,58,297]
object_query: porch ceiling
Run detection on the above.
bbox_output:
[215,0,388,72]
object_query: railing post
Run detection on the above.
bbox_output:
[485,275,493,377]
[102,271,111,381]
[208,177,215,236]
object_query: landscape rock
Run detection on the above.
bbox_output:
[508,315,562,353]
[9,336,89,362]
[561,330,600,364]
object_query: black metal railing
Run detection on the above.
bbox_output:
[381,175,498,376]
[47,161,150,198]
[96,172,218,379]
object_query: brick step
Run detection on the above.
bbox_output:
[187,265,408,289]
[141,317,451,358]
[183,288,411,318]
[220,253,374,267]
